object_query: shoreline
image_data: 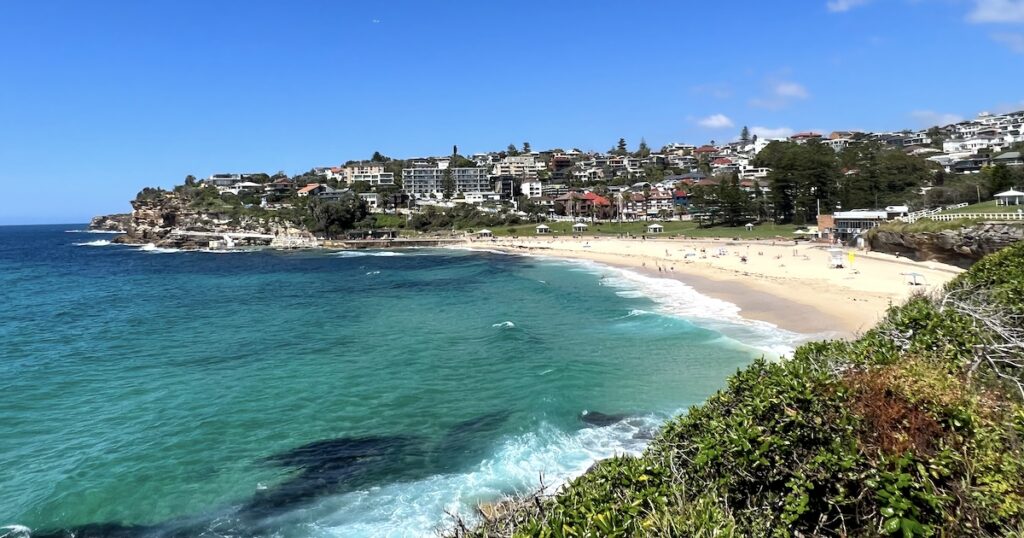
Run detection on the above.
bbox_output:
[77,229,963,341]
[460,236,965,341]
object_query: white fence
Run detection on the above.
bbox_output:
[897,202,969,223]
[926,212,1024,222]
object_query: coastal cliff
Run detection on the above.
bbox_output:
[95,191,315,249]
[868,222,1024,268]
[88,213,131,232]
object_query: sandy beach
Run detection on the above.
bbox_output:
[464,235,965,339]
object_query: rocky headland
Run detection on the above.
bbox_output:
[868,221,1024,268]
[92,192,316,250]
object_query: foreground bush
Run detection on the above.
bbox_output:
[452,242,1024,537]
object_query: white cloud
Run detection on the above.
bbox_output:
[968,0,1024,23]
[827,0,871,12]
[691,83,733,99]
[910,110,964,127]
[774,82,809,99]
[991,100,1024,114]
[697,114,735,129]
[750,126,794,139]
[749,80,810,110]
[992,32,1024,53]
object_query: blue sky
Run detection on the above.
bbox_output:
[1,0,1023,224]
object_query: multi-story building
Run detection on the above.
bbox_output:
[521,180,543,198]
[205,173,243,187]
[344,162,395,185]
[401,164,490,197]
[943,136,997,154]
[492,155,542,181]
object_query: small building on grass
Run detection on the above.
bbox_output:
[535,224,551,234]
[572,223,588,234]
[995,189,1024,206]
[646,223,664,234]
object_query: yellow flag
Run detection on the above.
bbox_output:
[848,251,855,265]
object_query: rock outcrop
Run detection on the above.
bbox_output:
[104,193,315,249]
[88,213,131,232]
[869,222,1024,268]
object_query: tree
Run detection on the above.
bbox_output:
[759,141,840,224]
[615,138,628,156]
[371,151,389,162]
[717,172,750,226]
[740,126,751,144]
[442,167,455,200]
[636,138,651,158]
[986,163,1017,194]
[309,196,368,238]
[522,141,531,154]
[837,142,935,209]
[506,144,520,157]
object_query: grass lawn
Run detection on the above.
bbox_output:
[484,221,803,240]
[939,200,1015,214]
[372,213,408,228]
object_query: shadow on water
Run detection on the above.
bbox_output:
[23,413,514,537]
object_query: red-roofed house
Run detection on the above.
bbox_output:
[296,183,322,197]
[790,132,822,144]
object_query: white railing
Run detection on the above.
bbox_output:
[897,202,979,223]
[926,212,1024,222]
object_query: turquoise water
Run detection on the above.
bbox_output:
[0,225,799,537]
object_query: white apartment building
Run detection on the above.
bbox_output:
[824,138,854,152]
[344,162,395,185]
[942,136,997,154]
[740,167,772,180]
[521,180,543,198]
[492,155,543,180]
[401,165,490,197]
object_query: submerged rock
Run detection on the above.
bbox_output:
[579,410,628,427]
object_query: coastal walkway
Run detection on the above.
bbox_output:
[322,238,464,249]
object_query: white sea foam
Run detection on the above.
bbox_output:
[616,309,653,319]
[0,525,31,538]
[74,239,111,247]
[137,243,181,254]
[336,251,406,258]
[311,417,662,537]
[491,321,516,329]
[568,258,807,357]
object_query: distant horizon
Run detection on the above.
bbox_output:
[2,0,1023,224]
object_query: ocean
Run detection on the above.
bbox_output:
[0,225,802,537]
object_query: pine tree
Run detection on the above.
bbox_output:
[740,126,751,144]
[636,138,651,158]
[442,167,455,200]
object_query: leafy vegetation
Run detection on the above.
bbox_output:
[871,217,986,235]
[408,205,524,233]
[454,243,1024,537]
